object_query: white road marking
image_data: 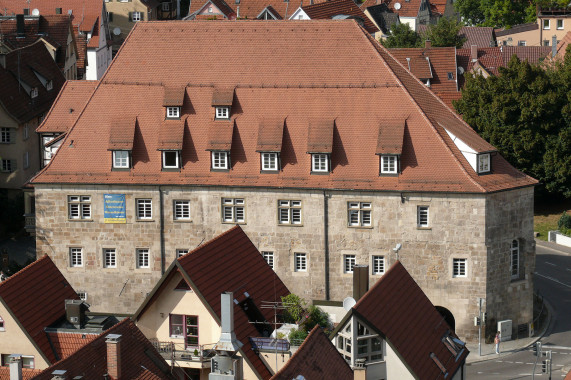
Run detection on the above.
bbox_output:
[556,364,564,367]
[546,261,557,266]
[516,361,523,364]
[535,272,571,289]
[526,362,534,364]
[566,268,571,272]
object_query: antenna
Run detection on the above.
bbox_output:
[260,300,294,371]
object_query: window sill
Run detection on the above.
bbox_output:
[222,221,246,225]
[260,170,279,174]
[165,117,181,120]
[292,271,309,276]
[67,219,94,222]
[379,172,399,177]
[174,219,193,223]
[348,225,373,229]
[310,171,330,175]
[510,277,525,283]
[162,167,181,172]
[372,272,385,276]
[417,226,432,230]
[136,219,155,222]
[211,168,230,172]
[278,223,304,227]
[112,167,131,172]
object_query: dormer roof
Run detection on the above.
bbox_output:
[212,87,234,106]
[207,120,234,151]
[256,117,285,152]
[158,118,186,150]
[163,86,185,106]
[307,119,334,153]
[109,116,137,151]
[376,119,405,155]
[300,0,379,34]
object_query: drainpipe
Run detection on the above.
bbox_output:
[159,186,165,275]
[323,191,330,301]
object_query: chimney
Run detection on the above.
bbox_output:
[106,334,122,380]
[425,39,431,48]
[65,300,88,328]
[470,45,478,62]
[16,15,25,37]
[214,292,244,353]
[552,35,557,56]
[353,361,366,380]
[9,355,22,380]
[352,265,369,301]
[51,370,67,380]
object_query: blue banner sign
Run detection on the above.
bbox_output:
[104,194,126,224]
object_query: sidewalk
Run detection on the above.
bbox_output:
[536,239,571,255]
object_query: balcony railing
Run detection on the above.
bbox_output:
[150,340,216,364]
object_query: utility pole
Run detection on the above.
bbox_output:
[478,298,484,357]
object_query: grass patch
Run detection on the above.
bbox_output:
[534,198,571,241]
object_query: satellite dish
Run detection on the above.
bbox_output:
[394,2,401,9]
[343,297,357,311]
[113,27,121,36]
[32,8,40,16]
[457,66,465,75]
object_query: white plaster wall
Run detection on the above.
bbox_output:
[385,342,414,380]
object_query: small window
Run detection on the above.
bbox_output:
[557,19,563,29]
[0,355,34,369]
[452,258,466,277]
[77,291,88,301]
[56,7,62,14]
[31,88,38,98]
[46,81,53,91]
[0,316,5,331]
[278,200,302,225]
[176,249,189,258]
[136,199,152,220]
[166,107,180,118]
[261,152,279,171]
[380,155,397,174]
[215,107,229,119]
[0,159,13,173]
[69,247,83,267]
[447,72,454,80]
[132,12,143,22]
[208,6,213,13]
[1,128,12,143]
[170,315,199,347]
[68,196,91,220]
[311,153,329,172]
[543,40,550,46]
[174,200,190,220]
[113,151,130,169]
[344,254,356,273]
[212,151,229,170]
[222,198,245,223]
[137,248,150,268]
[478,153,490,173]
[543,19,550,29]
[295,253,307,272]
[518,40,527,46]
[417,206,429,227]
[23,8,29,15]
[511,240,519,279]
[162,2,170,11]
[103,248,116,268]
[162,151,180,169]
[262,251,274,269]
[372,255,385,275]
[348,202,372,227]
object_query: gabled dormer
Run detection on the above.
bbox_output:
[307,119,334,174]
[158,118,186,171]
[163,86,185,120]
[256,117,285,172]
[441,123,495,175]
[109,117,136,170]
[212,88,234,120]
[376,119,405,176]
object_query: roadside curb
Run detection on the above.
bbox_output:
[536,239,571,256]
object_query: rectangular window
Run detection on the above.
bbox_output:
[56,7,63,13]
[1,128,12,143]
[295,253,307,272]
[311,153,329,172]
[136,199,152,220]
[557,19,563,29]
[132,12,143,21]
[543,40,550,46]
[162,151,179,169]
[344,254,356,273]
[137,248,150,268]
[478,153,490,173]
[68,195,91,220]
[417,206,429,227]
[278,200,302,225]
[372,255,385,275]
[453,258,467,277]
[176,249,189,258]
[170,315,199,348]
[222,198,245,223]
[1,355,34,369]
[215,107,229,119]
[348,202,372,227]
[212,151,228,170]
[543,19,550,29]
[23,152,29,169]
[1,159,13,173]
[262,251,274,269]
[46,81,53,91]
[174,200,190,220]
[518,40,527,46]
[261,152,278,171]
[77,291,88,301]
[31,88,38,98]
[0,317,4,331]
[113,151,129,168]
[511,240,519,279]
[381,155,397,174]
[162,2,170,11]
[104,248,116,268]
[166,107,180,118]
[69,247,83,267]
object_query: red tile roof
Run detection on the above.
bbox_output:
[163,86,185,106]
[46,331,98,359]
[0,255,80,364]
[32,319,175,380]
[37,80,98,134]
[109,116,137,150]
[188,0,326,19]
[270,326,353,380]
[31,21,536,194]
[494,23,538,37]
[376,119,404,154]
[0,368,42,379]
[459,27,495,49]
[301,0,379,34]
[307,120,334,153]
[256,117,285,152]
[375,0,421,18]
[158,119,186,150]
[352,261,469,379]
[554,31,571,60]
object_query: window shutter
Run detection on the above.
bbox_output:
[129,12,132,21]
[108,12,113,22]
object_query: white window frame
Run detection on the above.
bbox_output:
[452,258,467,278]
[166,106,180,118]
[0,159,13,172]
[162,151,180,169]
[103,248,117,268]
[511,240,519,280]
[478,153,490,173]
[278,200,302,225]
[311,153,329,172]
[381,155,397,174]
[212,151,229,170]
[557,19,564,29]
[344,254,356,273]
[132,11,143,21]
[46,81,53,91]
[372,255,385,275]
[68,195,91,220]
[261,152,278,171]
[77,291,88,301]
[162,2,170,11]
[417,206,429,228]
[31,88,38,98]
[69,247,83,267]
[113,150,129,169]
[348,202,372,227]
[137,248,150,268]
[176,249,189,258]
[174,200,190,220]
[1,128,12,143]
[294,252,307,272]
[262,251,274,269]
[136,199,152,220]
[222,198,245,223]
[215,107,229,119]
[23,124,29,140]
[543,19,550,29]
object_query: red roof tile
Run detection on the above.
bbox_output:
[554,31,571,59]
[459,27,495,49]
[270,326,353,380]
[158,119,186,150]
[0,368,42,379]
[188,0,326,19]
[212,88,235,106]
[163,86,185,106]
[301,0,379,34]
[0,256,80,364]
[307,119,334,153]
[109,117,137,150]
[353,261,469,379]
[31,21,536,194]
[46,331,98,359]
[256,117,285,152]
[376,119,405,154]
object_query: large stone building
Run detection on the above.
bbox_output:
[31,20,537,341]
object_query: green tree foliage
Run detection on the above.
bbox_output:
[422,17,467,48]
[381,23,422,48]
[453,50,571,199]
[288,328,308,345]
[559,211,571,235]
[281,294,306,323]
[303,305,331,331]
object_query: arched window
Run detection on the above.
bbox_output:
[511,240,519,280]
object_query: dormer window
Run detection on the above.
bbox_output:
[166,107,180,119]
[261,152,279,171]
[311,153,329,173]
[380,155,398,174]
[216,107,229,120]
[113,150,130,169]
[163,151,180,169]
[212,151,229,170]
[31,88,38,98]
[46,81,53,91]
[477,153,490,174]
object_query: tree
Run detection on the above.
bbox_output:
[381,23,422,48]
[281,294,306,323]
[422,17,466,48]
[453,51,571,199]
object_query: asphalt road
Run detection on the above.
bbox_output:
[467,243,571,379]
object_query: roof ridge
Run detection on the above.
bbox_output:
[180,225,242,259]
[0,255,49,290]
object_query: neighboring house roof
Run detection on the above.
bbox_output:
[31,20,536,194]
[554,31,571,60]
[134,226,290,380]
[494,23,538,37]
[383,0,422,18]
[187,0,326,19]
[364,3,399,34]
[37,80,98,134]
[429,0,447,15]
[46,331,99,360]
[459,26,495,48]
[32,319,175,380]
[334,261,469,379]
[0,368,42,379]
[300,0,379,34]
[0,255,80,365]
[270,326,353,380]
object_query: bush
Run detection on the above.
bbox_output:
[304,305,331,332]
[281,294,306,324]
[559,212,571,236]
[288,328,308,346]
